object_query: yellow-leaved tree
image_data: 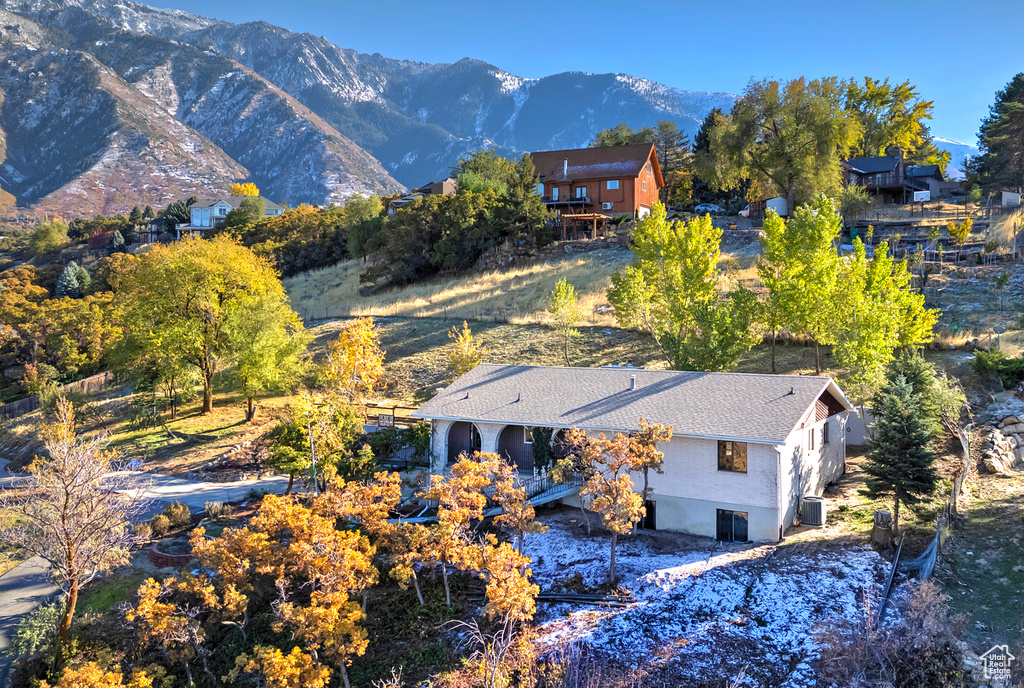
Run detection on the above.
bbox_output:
[128,491,379,688]
[39,662,154,688]
[231,182,260,196]
[561,428,646,584]
[322,317,385,400]
[447,320,487,380]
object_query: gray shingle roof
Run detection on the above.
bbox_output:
[413,364,853,445]
[190,196,284,212]
[846,156,899,174]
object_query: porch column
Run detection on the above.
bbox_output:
[476,423,504,455]
[429,419,454,474]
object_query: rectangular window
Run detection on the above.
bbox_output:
[552,187,559,201]
[808,428,815,450]
[642,181,647,192]
[717,441,747,473]
[537,183,544,195]
[524,427,533,444]
[823,422,830,445]
[607,180,619,190]
[575,186,587,199]
[716,509,749,542]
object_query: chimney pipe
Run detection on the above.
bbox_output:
[630,375,636,391]
[563,158,568,179]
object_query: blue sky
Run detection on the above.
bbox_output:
[166,0,1024,145]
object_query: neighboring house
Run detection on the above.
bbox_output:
[137,217,171,243]
[387,177,456,215]
[176,195,285,238]
[413,364,854,543]
[844,153,956,203]
[530,143,663,220]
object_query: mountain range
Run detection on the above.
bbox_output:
[0,0,979,215]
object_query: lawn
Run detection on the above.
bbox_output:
[77,574,147,617]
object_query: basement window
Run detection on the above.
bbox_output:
[717,441,747,473]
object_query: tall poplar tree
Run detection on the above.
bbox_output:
[608,203,760,372]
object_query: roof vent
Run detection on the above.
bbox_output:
[630,375,636,391]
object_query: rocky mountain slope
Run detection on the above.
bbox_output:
[0,9,244,215]
[0,0,737,211]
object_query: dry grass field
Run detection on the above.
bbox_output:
[284,237,762,328]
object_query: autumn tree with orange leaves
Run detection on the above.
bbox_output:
[127,492,379,688]
[559,428,645,584]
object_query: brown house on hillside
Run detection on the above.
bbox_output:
[531,143,663,221]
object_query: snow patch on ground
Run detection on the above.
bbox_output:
[527,517,886,684]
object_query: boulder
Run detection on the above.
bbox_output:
[1000,415,1020,427]
[983,452,1014,475]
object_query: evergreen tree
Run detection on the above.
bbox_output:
[861,376,937,533]
[71,263,91,295]
[107,229,126,254]
[128,206,143,225]
[970,73,1024,192]
[501,153,550,245]
[142,205,154,219]
[161,199,191,227]
[885,350,941,438]
[55,263,82,299]
[691,108,733,206]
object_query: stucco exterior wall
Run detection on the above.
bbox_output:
[642,436,781,541]
[779,410,849,530]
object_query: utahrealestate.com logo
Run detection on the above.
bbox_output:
[980,644,1015,684]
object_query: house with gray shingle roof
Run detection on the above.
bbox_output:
[414,364,855,543]
[176,194,285,238]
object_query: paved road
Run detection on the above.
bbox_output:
[0,470,298,685]
[120,471,300,520]
[0,558,58,687]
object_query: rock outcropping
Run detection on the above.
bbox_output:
[980,418,1024,475]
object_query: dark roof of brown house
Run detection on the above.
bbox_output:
[531,143,663,187]
[845,156,899,174]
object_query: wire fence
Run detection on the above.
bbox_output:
[875,424,973,625]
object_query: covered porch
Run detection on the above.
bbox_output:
[559,212,610,241]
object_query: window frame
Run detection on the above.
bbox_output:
[717,440,748,473]
[575,186,587,199]
[523,427,533,444]
[642,181,647,192]
[823,422,830,445]
[552,187,559,201]
[606,179,619,190]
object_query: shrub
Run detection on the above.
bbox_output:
[7,601,61,662]
[204,501,227,520]
[815,581,966,688]
[163,502,192,528]
[133,522,152,541]
[28,220,69,255]
[149,514,170,537]
[973,350,1024,389]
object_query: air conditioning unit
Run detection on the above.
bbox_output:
[801,496,827,526]
[602,202,614,210]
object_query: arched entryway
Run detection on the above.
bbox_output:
[447,421,481,464]
[497,425,534,472]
